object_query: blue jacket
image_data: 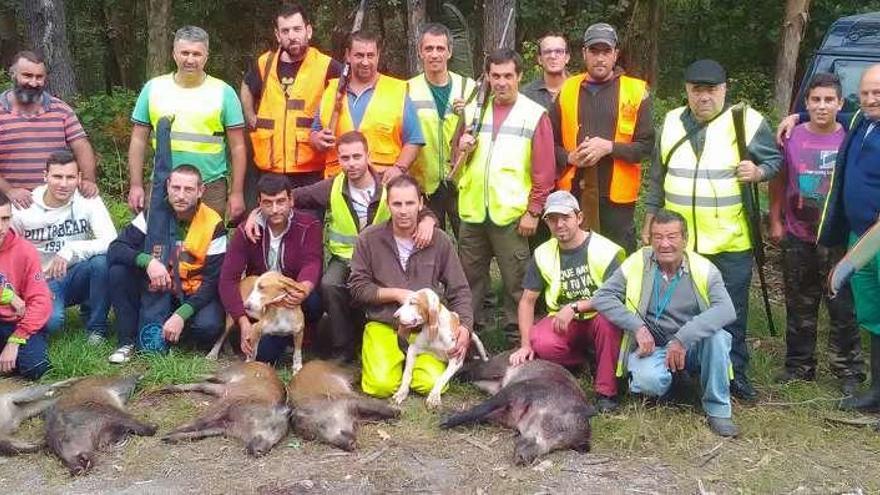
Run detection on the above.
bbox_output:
[818,111,876,247]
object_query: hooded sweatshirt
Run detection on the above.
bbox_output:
[12,185,117,270]
[0,230,52,340]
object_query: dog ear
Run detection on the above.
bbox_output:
[423,290,440,341]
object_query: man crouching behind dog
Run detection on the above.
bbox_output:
[219,173,322,362]
[349,174,473,398]
[592,209,739,437]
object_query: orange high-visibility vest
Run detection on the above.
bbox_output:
[557,74,647,204]
[319,74,407,177]
[177,203,224,295]
[251,47,332,174]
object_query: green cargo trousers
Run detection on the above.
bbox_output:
[458,220,530,337]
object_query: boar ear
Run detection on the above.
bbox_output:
[583,403,598,418]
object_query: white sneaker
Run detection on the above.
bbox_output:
[108,345,134,364]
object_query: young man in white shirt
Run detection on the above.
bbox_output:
[13,150,117,343]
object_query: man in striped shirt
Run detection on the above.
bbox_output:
[0,51,98,209]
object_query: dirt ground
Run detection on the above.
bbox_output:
[0,378,679,495]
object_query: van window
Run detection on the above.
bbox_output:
[831,59,873,112]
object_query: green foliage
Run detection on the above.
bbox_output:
[72,88,139,201]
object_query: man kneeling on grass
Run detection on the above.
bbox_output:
[348,175,472,397]
[106,165,226,363]
[0,192,52,379]
[13,151,117,344]
[592,209,740,437]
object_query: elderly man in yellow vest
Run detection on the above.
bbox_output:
[512,191,625,413]
[455,49,555,340]
[311,30,424,180]
[642,59,782,402]
[240,4,342,188]
[128,25,247,222]
[593,209,739,437]
[407,23,477,233]
[551,23,654,253]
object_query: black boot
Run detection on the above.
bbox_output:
[841,333,880,411]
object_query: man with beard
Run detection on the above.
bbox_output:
[552,23,654,254]
[407,23,476,232]
[240,4,342,188]
[128,26,247,221]
[311,30,424,180]
[0,51,98,209]
[107,165,227,363]
[522,33,570,110]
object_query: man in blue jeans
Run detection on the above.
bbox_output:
[0,191,52,379]
[593,209,739,437]
[107,165,226,363]
[12,151,117,344]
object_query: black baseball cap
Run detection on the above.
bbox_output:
[582,23,618,48]
[684,59,727,85]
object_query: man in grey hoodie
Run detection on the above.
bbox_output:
[12,150,117,343]
[592,209,739,437]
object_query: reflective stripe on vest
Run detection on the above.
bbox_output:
[557,74,647,203]
[457,95,545,226]
[327,173,390,259]
[178,203,224,295]
[534,233,625,317]
[659,106,763,254]
[319,75,407,176]
[407,72,477,195]
[146,74,228,156]
[251,48,332,174]
[620,248,712,317]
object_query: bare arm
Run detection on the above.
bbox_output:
[226,127,247,220]
[127,124,151,212]
[239,81,257,130]
[69,138,98,184]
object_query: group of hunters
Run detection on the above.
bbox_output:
[2,3,880,439]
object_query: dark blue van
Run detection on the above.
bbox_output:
[793,11,880,113]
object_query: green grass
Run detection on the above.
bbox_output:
[30,280,880,492]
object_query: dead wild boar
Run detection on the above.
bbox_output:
[162,361,289,456]
[45,375,157,475]
[0,378,81,455]
[287,360,399,451]
[441,357,595,465]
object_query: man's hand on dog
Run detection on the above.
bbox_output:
[281,281,312,307]
[448,325,471,359]
[635,326,656,357]
[146,259,172,292]
[163,314,185,343]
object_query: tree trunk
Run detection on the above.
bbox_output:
[620,0,661,86]
[20,0,77,99]
[102,0,137,90]
[406,0,426,76]
[773,0,811,118]
[482,0,515,57]
[0,6,19,67]
[146,0,172,78]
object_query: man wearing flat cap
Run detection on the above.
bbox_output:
[551,23,654,254]
[642,59,782,402]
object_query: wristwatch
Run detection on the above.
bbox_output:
[526,208,541,219]
[569,302,579,313]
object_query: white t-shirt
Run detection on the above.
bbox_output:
[267,230,283,271]
[394,236,415,271]
[348,183,377,229]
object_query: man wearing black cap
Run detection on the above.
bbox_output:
[551,22,654,254]
[643,59,782,401]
